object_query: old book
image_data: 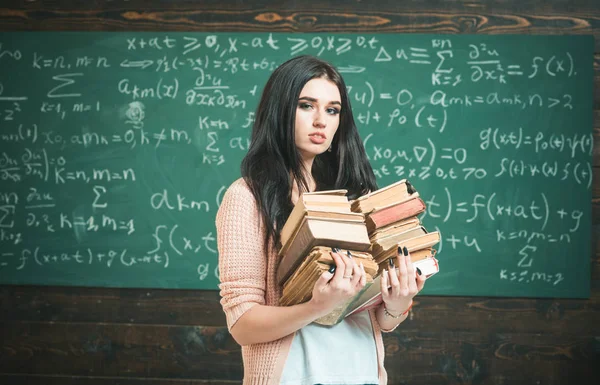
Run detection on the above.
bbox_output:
[375,248,437,275]
[372,231,441,265]
[300,189,349,201]
[311,247,378,276]
[351,179,416,214]
[281,210,363,250]
[369,217,421,242]
[279,247,378,307]
[280,262,321,306]
[280,190,353,248]
[276,217,371,285]
[345,256,440,318]
[371,226,428,259]
[365,194,426,233]
[404,247,435,262]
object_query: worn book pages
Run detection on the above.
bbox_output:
[372,232,441,264]
[351,179,416,214]
[280,190,352,249]
[280,247,377,307]
[277,217,371,285]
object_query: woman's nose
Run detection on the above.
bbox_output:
[313,110,326,128]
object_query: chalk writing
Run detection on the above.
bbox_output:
[0,32,592,296]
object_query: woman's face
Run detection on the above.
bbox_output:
[294,77,341,163]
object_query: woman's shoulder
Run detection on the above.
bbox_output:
[216,178,261,226]
[219,177,256,208]
[223,177,252,197]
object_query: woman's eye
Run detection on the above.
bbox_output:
[299,102,313,110]
[327,107,340,115]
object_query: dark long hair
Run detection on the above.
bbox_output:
[241,55,378,251]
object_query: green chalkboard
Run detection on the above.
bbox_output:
[0,32,593,298]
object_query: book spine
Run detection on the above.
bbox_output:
[367,199,425,232]
[277,239,314,285]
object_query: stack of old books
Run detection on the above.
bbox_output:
[279,247,378,307]
[276,189,379,325]
[276,189,381,325]
[345,179,441,316]
[352,179,440,278]
[277,180,440,325]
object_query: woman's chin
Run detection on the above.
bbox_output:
[298,145,327,158]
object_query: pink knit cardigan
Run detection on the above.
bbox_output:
[216,178,388,385]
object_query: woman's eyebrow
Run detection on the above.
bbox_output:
[298,96,342,106]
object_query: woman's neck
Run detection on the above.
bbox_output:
[290,173,316,204]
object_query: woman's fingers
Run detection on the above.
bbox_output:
[350,256,362,286]
[396,247,409,296]
[329,250,346,283]
[388,256,401,295]
[416,269,427,291]
[316,268,334,290]
[380,267,390,301]
[404,248,418,294]
[330,249,362,288]
[358,262,367,287]
[343,250,354,279]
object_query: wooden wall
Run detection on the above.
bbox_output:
[1,1,599,384]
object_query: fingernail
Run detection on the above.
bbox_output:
[346,250,352,259]
[403,246,409,256]
[388,258,395,268]
[397,246,402,256]
[332,247,340,253]
[328,265,336,273]
[416,267,422,276]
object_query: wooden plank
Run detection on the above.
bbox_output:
[4,0,600,13]
[0,375,238,385]
[405,291,600,334]
[0,286,226,326]
[1,321,598,384]
[383,331,600,385]
[0,322,243,380]
[2,285,599,333]
[0,2,598,52]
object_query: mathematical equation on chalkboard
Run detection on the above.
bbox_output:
[0,33,593,295]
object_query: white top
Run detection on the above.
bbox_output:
[280,311,379,385]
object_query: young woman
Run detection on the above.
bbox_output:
[216,55,426,385]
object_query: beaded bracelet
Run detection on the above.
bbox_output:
[384,300,413,319]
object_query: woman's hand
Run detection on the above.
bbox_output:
[380,246,426,316]
[309,248,367,315]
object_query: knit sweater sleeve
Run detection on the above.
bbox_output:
[216,178,268,331]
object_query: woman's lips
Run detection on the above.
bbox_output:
[309,132,326,144]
